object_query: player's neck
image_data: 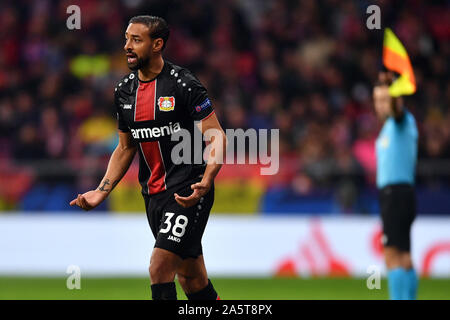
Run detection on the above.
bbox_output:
[138,56,164,82]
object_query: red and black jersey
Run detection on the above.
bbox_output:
[114,60,215,196]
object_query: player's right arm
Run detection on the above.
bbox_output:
[69,130,137,211]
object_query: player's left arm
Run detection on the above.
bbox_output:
[174,113,227,208]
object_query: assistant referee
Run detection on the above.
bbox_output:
[373,71,419,300]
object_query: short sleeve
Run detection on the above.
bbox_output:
[114,88,129,132]
[179,71,214,121]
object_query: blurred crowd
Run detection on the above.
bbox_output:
[0,0,449,212]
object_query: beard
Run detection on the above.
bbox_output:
[127,54,150,71]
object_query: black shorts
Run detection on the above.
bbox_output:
[379,184,416,252]
[143,178,214,259]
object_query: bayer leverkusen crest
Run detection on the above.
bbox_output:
[158,96,175,111]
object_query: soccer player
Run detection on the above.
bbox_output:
[70,15,226,300]
[373,71,418,300]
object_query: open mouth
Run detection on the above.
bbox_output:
[126,53,137,64]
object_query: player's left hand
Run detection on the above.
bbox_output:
[174,181,211,208]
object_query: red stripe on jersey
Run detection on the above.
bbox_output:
[140,141,167,194]
[134,80,156,121]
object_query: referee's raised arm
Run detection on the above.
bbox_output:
[376,71,404,121]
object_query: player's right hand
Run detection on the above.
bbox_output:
[69,190,107,211]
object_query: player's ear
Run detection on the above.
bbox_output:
[152,38,164,52]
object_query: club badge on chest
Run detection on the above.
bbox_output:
[158,96,175,112]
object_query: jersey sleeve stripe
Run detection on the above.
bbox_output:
[198,109,215,121]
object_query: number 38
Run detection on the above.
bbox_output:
[160,212,188,237]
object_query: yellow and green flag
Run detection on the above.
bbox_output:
[383,28,416,97]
